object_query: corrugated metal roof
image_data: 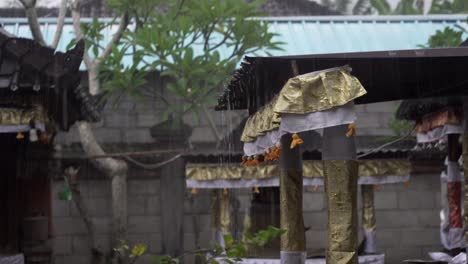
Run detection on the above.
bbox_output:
[1,15,467,69]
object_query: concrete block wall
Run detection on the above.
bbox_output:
[53,174,441,264]
[299,172,441,263]
[51,179,163,264]
[55,90,400,147]
[51,172,442,263]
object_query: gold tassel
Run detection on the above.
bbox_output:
[16,132,24,139]
[404,181,411,188]
[253,186,260,194]
[264,150,273,163]
[39,132,49,144]
[373,185,380,191]
[241,155,248,166]
[270,146,282,161]
[223,188,228,195]
[290,133,304,149]
[191,188,198,195]
[346,123,356,137]
[250,155,260,166]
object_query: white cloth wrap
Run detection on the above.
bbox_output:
[215,254,385,264]
[187,175,410,189]
[448,228,465,250]
[243,102,356,156]
[363,229,377,254]
[0,123,46,133]
[447,161,463,182]
[416,124,463,143]
[279,102,356,135]
[429,252,466,264]
[280,251,307,264]
[440,171,450,250]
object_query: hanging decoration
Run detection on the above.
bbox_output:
[240,66,366,161]
[0,105,48,134]
[186,159,411,189]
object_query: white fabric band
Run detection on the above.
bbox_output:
[416,124,463,143]
[363,229,377,254]
[280,251,307,264]
[0,123,46,133]
[448,228,464,250]
[447,161,463,182]
[243,102,356,156]
[216,254,385,264]
[187,175,410,189]
[429,252,466,264]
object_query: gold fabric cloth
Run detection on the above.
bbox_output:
[0,106,47,125]
[241,97,281,143]
[186,159,411,181]
[361,185,376,231]
[211,190,231,233]
[324,160,359,264]
[273,66,367,115]
[463,133,468,244]
[240,66,367,143]
[280,169,306,251]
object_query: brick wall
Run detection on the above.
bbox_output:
[51,90,417,264]
[50,172,442,264]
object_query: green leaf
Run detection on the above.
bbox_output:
[58,189,72,201]
[370,0,391,14]
[65,38,78,51]
[223,234,234,249]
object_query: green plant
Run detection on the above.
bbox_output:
[430,0,468,14]
[418,25,467,48]
[75,0,282,122]
[370,0,424,15]
[150,226,285,264]
[114,240,148,264]
[388,104,414,137]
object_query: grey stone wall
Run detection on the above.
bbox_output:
[51,179,163,264]
[51,172,442,264]
[55,91,401,148]
[51,85,410,264]
[300,172,441,263]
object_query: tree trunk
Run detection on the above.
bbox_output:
[77,122,128,260]
[111,167,128,247]
[66,167,102,264]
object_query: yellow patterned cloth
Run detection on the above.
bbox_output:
[274,66,366,114]
[240,66,367,144]
[186,159,411,181]
[240,97,281,143]
[280,169,306,251]
[0,106,47,125]
[324,160,359,264]
[361,185,376,231]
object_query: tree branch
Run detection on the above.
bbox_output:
[77,122,127,176]
[64,167,103,264]
[51,0,68,49]
[97,13,129,66]
[19,0,46,46]
[71,0,93,68]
